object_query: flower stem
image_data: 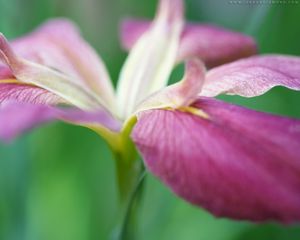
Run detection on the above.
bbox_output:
[109,116,145,240]
[114,148,141,203]
[111,159,146,240]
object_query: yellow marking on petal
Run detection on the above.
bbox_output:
[164,106,210,119]
[179,106,210,119]
[0,79,36,86]
[0,79,20,84]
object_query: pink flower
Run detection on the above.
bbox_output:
[1,0,300,223]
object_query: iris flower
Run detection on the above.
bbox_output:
[1,0,300,223]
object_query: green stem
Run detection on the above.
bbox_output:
[111,156,145,240]
[116,169,146,240]
[114,148,141,204]
[92,115,143,239]
[92,116,141,203]
[107,116,145,240]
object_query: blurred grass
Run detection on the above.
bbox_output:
[0,0,300,240]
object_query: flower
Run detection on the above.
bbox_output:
[1,0,300,223]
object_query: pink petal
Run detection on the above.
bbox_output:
[132,97,300,222]
[121,19,257,68]
[202,55,300,97]
[0,80,63,105]
[10,19,115,109]
[0,33,106,111]
[0,66,13,79]
[0,101,121,142]
[0,101,56,141]
[0,61,65,106]
[135,59,205,113]
[57,107,121,131]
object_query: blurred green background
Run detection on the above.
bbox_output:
[0,0,300,239]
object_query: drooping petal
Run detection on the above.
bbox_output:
[0,101,121,142]
[57,107,121,132]
[116,0,184,119]
[120,19,257,68]
[0,79,65,105]
[134,59,205,113]
[0,101,56,141]
[132,97,300,222]
[0,33,108,112]
[201,55,300,97]
[11,19,116,109]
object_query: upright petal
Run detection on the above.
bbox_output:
[0,101,121,142]
[132,98,300,222]
[116,0,184,119]
[201,55,300,97]
[121,19,257,68]
[0,33,107,112]
[11,19,116,109]
[135,59,205,114]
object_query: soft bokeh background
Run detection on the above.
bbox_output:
[0,0,300,239]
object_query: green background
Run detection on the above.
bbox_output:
[0,0,300,239]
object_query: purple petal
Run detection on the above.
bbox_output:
[121,19,257,68]
[0,101,121,142]
[0,80,63,105]
[202,55,300,97]
[0,33,106,111]
[57,107,121,132]
[0,66,13,79]
[0,102,56,141]
[132,97,300,222]
[121,19,150,51]
[10,19,115,108]
[135,59,205,113]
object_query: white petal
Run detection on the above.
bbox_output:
[116,0,184,119]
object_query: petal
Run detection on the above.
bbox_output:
[0,33,108,112]
[0,80,64,105]
[0,101,121,142]
[0,101,56,141]
[132,98,300,222]
[121,19,257,68]
[56,107,121,133]
[201,55,300,97]
[0,65,13,79]
[134,59,205,113]
[116,0,184,119]
[11,19,116,109]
